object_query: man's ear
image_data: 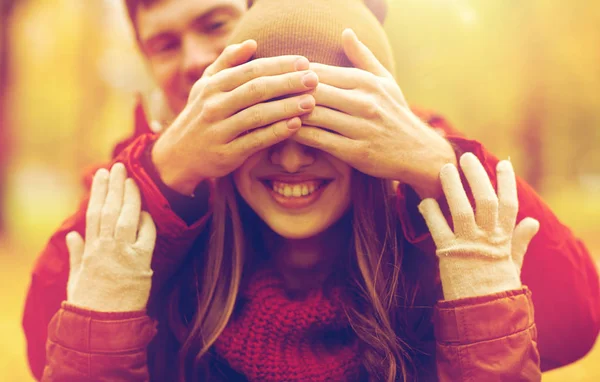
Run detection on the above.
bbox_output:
[364,0,388,24]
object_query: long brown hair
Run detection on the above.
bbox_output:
[167,171,421,382]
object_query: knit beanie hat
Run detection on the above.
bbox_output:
[227,0,395,73]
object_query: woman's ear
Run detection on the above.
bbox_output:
[364,0,388,24]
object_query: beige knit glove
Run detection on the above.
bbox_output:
[418,153,540,301]
[66,163,157,312]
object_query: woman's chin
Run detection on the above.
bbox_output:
[257,206,350,241]
[267,224,325,240]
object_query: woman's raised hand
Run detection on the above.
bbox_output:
[418,153,540,300]
[66,163,156,312]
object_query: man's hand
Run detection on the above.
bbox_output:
[66,163,157,312]
[292,29,455,198]
[152,40,319,195]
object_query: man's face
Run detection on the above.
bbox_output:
[136,0,247,114]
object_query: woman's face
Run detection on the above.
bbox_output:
[233,140,352,239]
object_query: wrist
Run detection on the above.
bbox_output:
[438,256,521,301]
[151,136,202,196]
[68,270,153,312]
[405,136,457,199]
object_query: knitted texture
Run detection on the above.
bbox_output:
[66,166,157,312]
[418,153,540,300]
[227,0,396,73]
[214,268,362,381]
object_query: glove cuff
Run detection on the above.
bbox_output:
[68,270,153,312]
[438,254,521,300]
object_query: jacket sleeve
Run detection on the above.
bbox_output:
[435,288,541,381]
[22,133,211,380]
[41,303,157,381]
[398,110,600,371]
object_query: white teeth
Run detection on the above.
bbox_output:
[292,185,302,197]
[271,180,325,197]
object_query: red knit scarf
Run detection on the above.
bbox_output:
[214,268,362,381]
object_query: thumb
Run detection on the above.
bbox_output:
[511,217,540,272]
[66,231,85,273]
[202,39,257,79]
[341,28,390,78]
[135,211,157,268]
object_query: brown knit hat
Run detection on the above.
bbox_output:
[228,0,395,73]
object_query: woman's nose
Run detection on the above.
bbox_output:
[269,140,315,173]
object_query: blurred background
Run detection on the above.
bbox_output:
[0,0,598,380]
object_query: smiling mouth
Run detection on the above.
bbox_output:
[261,179,332,209]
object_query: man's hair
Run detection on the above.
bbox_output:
[124,0,157,29]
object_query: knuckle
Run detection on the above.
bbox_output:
[307,129,323,147]
[244,63,260,79]
[287,74,297,90]
[271,123,284,141]
[248,79,267,101]
[188,82,204,102]
[455,210,473,222]
[248,108,264,127]
[363,71,379,87]
[115,221,130,235]
[363,96,380,118]
[283,98,295,115]
[480,197,499,211]
[500,199,518,212]
[200,101,218,123]
[248,135,265,153]
[100,206,119,221]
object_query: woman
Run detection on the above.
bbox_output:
[42,0,542,381]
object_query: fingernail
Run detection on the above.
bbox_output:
[301,72,318,87]
[287,117,301,130]
[294,57,309,71]
[299,96,315,110]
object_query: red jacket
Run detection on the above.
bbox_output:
[23,104,600,380]
[41,286,540,381]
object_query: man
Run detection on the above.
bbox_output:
[23,0,599,379]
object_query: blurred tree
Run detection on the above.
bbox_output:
[516,0,546,190]
[73,0,109,170]
[0,0,19,232]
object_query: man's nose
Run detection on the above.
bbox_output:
[270,140,315,173]
[181,36,220,85]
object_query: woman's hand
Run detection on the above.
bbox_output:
[66,163,157,312]
[417,153,540,301]
[292,28,455,198]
